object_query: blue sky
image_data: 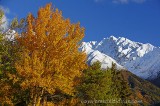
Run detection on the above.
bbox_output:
[0,0,160,46]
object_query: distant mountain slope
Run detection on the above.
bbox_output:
[80,41,124,70]
[80,36,160,80]
[121,70,160,106]
[149,75,160,88]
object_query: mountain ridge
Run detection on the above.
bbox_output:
[80,36,160,80]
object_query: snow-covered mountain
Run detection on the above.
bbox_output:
[5,29,16,40]
[80,36,160,80]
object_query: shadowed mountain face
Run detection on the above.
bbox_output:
[80,36,160,80]
[149,76,160,88]
[121,70,160,106]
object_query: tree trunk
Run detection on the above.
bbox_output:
[32,87,45,106]
[32,95,41,106]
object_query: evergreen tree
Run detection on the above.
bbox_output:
[0,10,27,105]
[0,9,14,106]
[0,9,4,26]
[77,62,132,106]
[110,63,132,106]
[77,61,113,106]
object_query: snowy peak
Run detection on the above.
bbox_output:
[81,36,160,80]
[109,35,118,41]
[5,29,16,41]
[80,37,124,70]
[80,41,97,54]
[94,36,155,63]
[87,50,124,70]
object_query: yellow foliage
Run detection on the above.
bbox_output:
[15,3,87,105]
[0,80,14,106]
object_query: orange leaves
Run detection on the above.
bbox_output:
[15,3,87,105]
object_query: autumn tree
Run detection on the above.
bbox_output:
[15,3,86,105]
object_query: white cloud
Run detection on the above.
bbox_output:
[0,5,10,14]
[132,0,146,3]
[112,0,146,4]
[0,5,9,31]
[1,14,8,31]
[113,0,128,4]
[94,0,104,3]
